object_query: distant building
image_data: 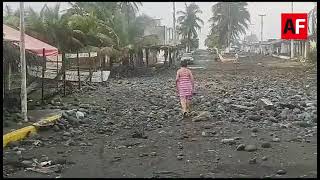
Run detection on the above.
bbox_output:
[143,18,175,46]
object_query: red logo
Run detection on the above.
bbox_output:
[281,13,308,40]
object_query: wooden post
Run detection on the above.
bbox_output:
[62,52,66,96]
[306,40,310,59]
[304,41,307,58]
[20,2,28,122]
[109,56,112,70]
[89,52,92,83]
[7,61,11,91]
[41,48,45,104]
[300,41,303,57]
[164,48,168,66]
[77,51,81,89]
[146,48,149,67]
[130,52,134,70]
[100,55,103,82]
[56,52,59,89]
[169,48,172,67]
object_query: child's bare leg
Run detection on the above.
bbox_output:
[180,97,187,114]
[186,99,191,113]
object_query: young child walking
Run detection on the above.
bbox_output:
[176,60,195,118]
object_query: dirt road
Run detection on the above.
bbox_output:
[3,50,317,178]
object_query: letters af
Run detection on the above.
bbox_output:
[281,13,308,40]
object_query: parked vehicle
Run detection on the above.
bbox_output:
[181,52,194,65]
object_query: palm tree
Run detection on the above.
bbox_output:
[207,2,250,49]
[3,5,20,28]
[66,2,122,48]
[118,2,143,26]
[177,3,204,52]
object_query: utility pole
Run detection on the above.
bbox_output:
[228,2,231,52]
[173,2,176,45]
[290,2,294,59]
[259,14,266,54]
[20,2,28,122]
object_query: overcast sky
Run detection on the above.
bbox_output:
[3,2,316,49]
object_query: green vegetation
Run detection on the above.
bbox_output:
[205,2,250,49]
[176,3,203,52]
[3,2,160,63]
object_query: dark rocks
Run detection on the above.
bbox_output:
[53,125,60,132]
[233,137,241,140]
[272,138,280,142]
[248,115,262,121]
[192,111,211,122]
[221,138,236,145]
[203,124,214,129]
[261,142,272,148]
[3,152,21,166]
[131,130,148,139]
[67,116,80,126]
[245,145,257,152]
[231,104,254,111]
[236,144,246,151]
[139,153,149,157]
[257,98,274,109]
[293,121,312,128]
[111,156,121,162]
[177,154,184,160]
[268,117,279,123]
[251,127,258,132]
[249,157,257,164]
[65,139,76,146]
[276,169,287,175]
[279,108,290,119]
[76,111,85,119]
[63,132,72,137]
[20,160,34,168]
[150,152,157,156]
[7,141,20,148]
[80,142,87,146]
[279,102,297,109]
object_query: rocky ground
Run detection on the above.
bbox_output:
[3,51,317,178]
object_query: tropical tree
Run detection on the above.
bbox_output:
[177,3,204,52]
[206,2,250,49]
[23,3,84,52]
[6,2,159,69]
[118,2,143,26]
[309,3,317,38]
[3,5,20,28]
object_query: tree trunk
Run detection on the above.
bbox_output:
[139,49,143,66]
